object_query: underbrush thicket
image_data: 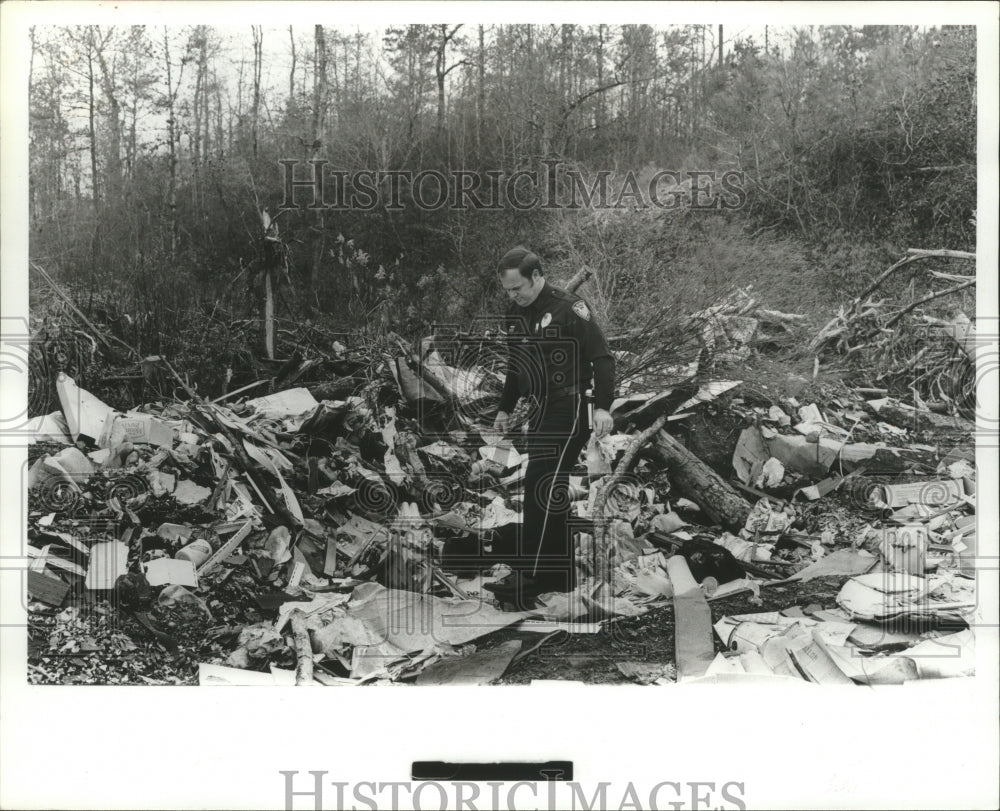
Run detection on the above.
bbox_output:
[27,25,976,412]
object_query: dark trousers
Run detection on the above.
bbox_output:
[512,393,590,590]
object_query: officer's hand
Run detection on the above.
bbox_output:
[592,408,613,439]
[494,410,510,433]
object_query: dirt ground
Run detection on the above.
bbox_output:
[487,576,847,685]
[27,575,849,686]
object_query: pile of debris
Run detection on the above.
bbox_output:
[24,297,977,686]
[696,391,977,684]
[809,248,976,418]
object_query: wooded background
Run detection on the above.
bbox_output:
[28,23,977,398]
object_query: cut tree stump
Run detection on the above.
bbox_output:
[650,429,751,533]
[564,267,593,294]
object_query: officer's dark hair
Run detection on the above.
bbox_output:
[497,246,542,280]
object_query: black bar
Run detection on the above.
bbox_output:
[412,761,573,781]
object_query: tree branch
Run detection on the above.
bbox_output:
[882,279,976,330]
[591,413,668,581]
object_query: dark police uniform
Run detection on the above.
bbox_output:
[497,281,615,592]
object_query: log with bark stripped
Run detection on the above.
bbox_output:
[648,430,751,533]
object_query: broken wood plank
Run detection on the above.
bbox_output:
[666,555,715,680]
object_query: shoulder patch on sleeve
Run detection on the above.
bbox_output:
[572,300,591,321]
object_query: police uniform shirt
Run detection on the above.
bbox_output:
[498,281,614,413]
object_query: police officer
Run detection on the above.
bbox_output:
[484,246,615,609]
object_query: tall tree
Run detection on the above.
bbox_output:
[251,25,263,160]
[161,26,185,257]
[434,24,466,134]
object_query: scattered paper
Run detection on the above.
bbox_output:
[85,541,128,590]
[143,557,198,588]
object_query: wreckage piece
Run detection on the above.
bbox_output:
[734,425,937,481]
[191,404,301,527]
[393,430,431,494]
[197,521,255,577]
[610,385,697,433]
[85,541,129,590]
[55,374,116,443]
[289,609,314,685]
[592,415,669,579]
[667,555,715,681]
[783,549,880,583]
[312,583,529,656]
[392,357,444,403]
[871,480,963,510]
[415,639,523,686]
[649,430,751,533]
[27,570,70,607]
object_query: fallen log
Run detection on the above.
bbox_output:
[867,401,974,433]
[755,309,808,326]
[649,430,751,533]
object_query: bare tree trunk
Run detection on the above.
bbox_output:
[93,27,122,202]
[127,38,139,179]
[264,270,275,359]
[163,27,179,258]
[86,28,101,268]
[436,24,447,132]
[251,25,262,160]
[192,37,203,168]
[435,24,463,134]
[310,25,328,300]
[596,24,605,127]
[477,25,485,151]
[214,69,224,160]
[312,25,326,140]
[288,25,296,107]
[29,27,37,226]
